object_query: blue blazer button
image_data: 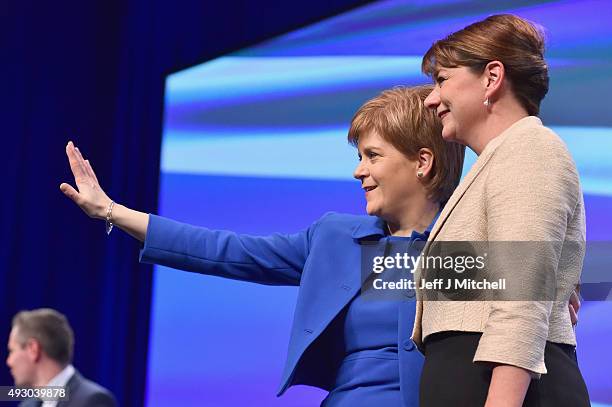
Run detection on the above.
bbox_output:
[402,339,415,351]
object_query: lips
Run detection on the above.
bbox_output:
[363,185,377,192]
[438,109,450,119]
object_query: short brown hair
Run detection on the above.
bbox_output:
[12,309,74,366]
[348,85,465,203]
[422,14,549,116]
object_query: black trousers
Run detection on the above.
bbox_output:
[419,332,590,407]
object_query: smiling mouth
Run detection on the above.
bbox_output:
[438,110,450,119]
[363,186,377,192]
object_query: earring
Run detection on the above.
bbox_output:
[417,171,424,178]
[484,98,490,107]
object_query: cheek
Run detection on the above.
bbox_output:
[386,170,414,196]
[453,91,481,119]
[440,86,455,105]
[10,354,26,368]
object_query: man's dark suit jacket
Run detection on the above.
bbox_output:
[18,371,117,407]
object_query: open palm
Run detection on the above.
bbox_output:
[60,141,112,219]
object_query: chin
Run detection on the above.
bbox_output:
[365,205,379,217]
[12,373,33,387]
[441,122,459,142]
[441,131,457,143]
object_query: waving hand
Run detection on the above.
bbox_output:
[60,141,112,219]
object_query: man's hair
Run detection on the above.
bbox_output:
[348,85,465,204]
[12,308,74,366]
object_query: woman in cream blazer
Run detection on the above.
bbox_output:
[416,14,589,407]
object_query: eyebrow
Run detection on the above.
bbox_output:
[358,146,382,155]
[434,67,449,79]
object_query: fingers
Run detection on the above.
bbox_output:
[67,141,100,189]
[75,146,99,185]
[569,289,581,313]
[74,146,91,180]
[569,288,580,326]
[569,303,578,326]
[59,182,80,203]
[74,144,85,161]
[85,160,99,185]
[66,141,89,183]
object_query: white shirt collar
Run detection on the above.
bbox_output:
[41,364,75,407]
[46,364,75,388]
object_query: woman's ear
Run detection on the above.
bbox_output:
[483,60,505,100]
[417,148,435,179]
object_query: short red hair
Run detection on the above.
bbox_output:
[348,85,465,204]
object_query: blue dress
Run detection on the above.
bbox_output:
[323,235,422,406]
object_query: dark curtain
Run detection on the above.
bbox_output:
[0,0,371,405]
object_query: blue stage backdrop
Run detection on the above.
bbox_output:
[146,1,612,405]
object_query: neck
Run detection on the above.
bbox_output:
[32,360,64,386]
[386,198,440,237]
[468,101,529,155]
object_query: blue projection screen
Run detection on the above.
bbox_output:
[146,1,612,405]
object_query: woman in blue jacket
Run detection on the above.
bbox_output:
[59,85,463,406]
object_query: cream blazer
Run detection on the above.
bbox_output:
[412,116,585,376]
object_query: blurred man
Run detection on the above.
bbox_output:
[6,308,117,407]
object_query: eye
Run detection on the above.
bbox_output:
[436,76,447,86]
[357,153,362,162]
[368,151,379,159]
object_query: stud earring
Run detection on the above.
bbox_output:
[417,171,424,178]
[484,98,490,107]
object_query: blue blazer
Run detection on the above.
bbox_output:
[140,212,424,405]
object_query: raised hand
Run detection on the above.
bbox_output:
[60,141,112,219]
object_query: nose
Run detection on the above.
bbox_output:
[424,86,440,110]
[353,160,368,181]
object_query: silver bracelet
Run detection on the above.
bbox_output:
[105,201,115,235]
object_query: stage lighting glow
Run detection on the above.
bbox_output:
[148,1,612,406]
